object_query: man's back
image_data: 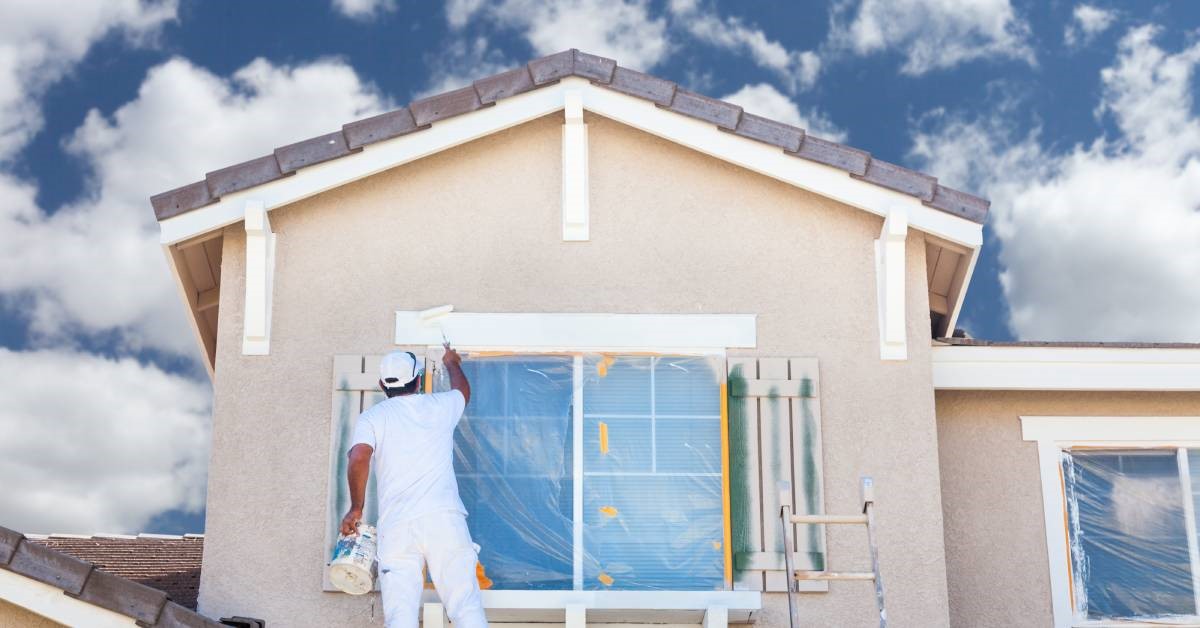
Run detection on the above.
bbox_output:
[353,390,467,528]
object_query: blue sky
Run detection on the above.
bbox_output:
[0,0,1197,534]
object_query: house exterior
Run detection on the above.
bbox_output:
[139,49,1200,628]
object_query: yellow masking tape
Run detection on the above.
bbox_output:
[598,572,614,586]
[599,506,618,517]
[599,421,609,454]
[597,354,616,377]
[476,561,493,590]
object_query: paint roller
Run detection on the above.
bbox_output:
[418,304,454,345]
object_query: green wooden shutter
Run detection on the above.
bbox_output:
[727,357,827,593]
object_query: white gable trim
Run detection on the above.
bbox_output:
[158,78,982,252]
[875,208,908,360]
[0,568,137,627]
[395,310,755,352]
[932,345,1200,391]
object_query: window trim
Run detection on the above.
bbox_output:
[1021,416,1200,627]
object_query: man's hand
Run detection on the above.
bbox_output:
[340,509,363,537]
[442,343,461,368]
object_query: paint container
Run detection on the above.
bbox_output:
[329,522,378,595]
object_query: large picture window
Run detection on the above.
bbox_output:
[438,353,725,591]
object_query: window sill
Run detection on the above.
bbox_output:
[419,590,761,623]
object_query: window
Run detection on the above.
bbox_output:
[1022,417,1200,627]
[1062,449,1198,620]
[439,353,725,591]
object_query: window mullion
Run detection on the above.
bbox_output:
[572,354,584,591]
[650,357,657,474]
[1177,448,1200,614]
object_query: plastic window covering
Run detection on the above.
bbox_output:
[435,353,724,591]
[1061,449,1198,621]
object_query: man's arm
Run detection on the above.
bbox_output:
[339,444,373,536]
[442,344,470,405]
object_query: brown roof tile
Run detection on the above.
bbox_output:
[0,527,20,564]
[342,108,422,149]
[604,66,676,106]
[151,181,213,221]
[726,112,804,152]
[8,537,93,594]
[33,535,204,610]
[474,66,536,104]
[666,89,742,130]
[205,155,288,198]
[854,158,936,202]
[70,567,169,624]
[274,131,356,173]
[410,85,485,126]
[790,135,870,175]
[148,49,990,228]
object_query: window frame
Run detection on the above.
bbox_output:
[431,348,732,592]
[1022,416,1200,627]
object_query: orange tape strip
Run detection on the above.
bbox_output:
[599,421,609,454]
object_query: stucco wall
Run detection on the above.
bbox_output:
[200,112,948,626]
[0,599,63,628]
[935,390,1200,628]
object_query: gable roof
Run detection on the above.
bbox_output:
[149,49,989,225]
[0,526,220,626]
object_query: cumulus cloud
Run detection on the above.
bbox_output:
[417,37,513,98]
[828,0,1035,75]
[0,348,211,533]
[669,0,820,92]
[331,0,396,20]
[0,0,177,159]
[0,57,391,356]
[909,26,1200,342]
[721,83,846,142]
[1065,4,1117,48]
[446,0,671,70]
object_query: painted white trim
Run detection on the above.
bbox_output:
[0,568,137,627]
[932,345,1200,391]
[942,246,977,337]
[163,245,215,378]
[572,354,585,591]
[1021,416,1200,628]
[1177,449,1200,615]
[242,199,274,355]
[562,89,589,241]
[420,589,760,611]
[703,605,729,628]
[396,311,756,351]
[875,208,908,360]
[565,604,586,628]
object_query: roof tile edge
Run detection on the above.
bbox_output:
[149,49,990,226]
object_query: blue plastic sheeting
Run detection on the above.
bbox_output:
[1062,449,1196,620]
[436,353,725,591]
[582,355,723,590]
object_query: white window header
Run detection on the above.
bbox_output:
[395,311,756,352]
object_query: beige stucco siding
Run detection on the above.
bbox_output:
[0,599,63,628]
[935,390,1200,628]
[202,112,948,626]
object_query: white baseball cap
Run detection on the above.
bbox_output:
[380,351,424,388]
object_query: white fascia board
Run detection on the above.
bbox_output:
[396,311,756,351]
[0,568,137,627]
[1021,416,1200,443]
[932,345,1200,391]
[942,245,978,338]
[158,85,568,246]
[575,79,983,250]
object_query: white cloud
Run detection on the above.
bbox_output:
[1065,4,1117,48]
[909,26,1200,342]
[827,0,1035,75]
[331,0,396,20]
[721,83,846,142]
[0,57,391,356]
[417,37,513,98]
[447,0,671,71]
[0,0,177,159]
[0,347,211,533]
[669,0,820,92]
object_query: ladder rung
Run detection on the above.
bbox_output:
[794,571,876,581]
[790,514,868,525]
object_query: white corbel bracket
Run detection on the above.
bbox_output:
[875,208,908,360]
[242,199,275,355]
[562,89,589,241]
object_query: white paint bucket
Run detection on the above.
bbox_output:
[329,522,378,595]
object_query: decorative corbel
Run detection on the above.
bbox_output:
[242,199,275,355]
[562,89,589,241]
[875,208,908,360]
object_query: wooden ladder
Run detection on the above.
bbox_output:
[778,478,886,628]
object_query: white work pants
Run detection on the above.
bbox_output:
[378,510,487,628]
